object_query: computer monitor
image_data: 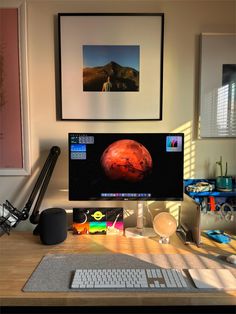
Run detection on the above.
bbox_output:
[69,133,184,237]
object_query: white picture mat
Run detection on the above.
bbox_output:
[199,33,236,138]
[59,15,163,120]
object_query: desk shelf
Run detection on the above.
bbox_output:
[184,179,236,208]
[187,190,236,198]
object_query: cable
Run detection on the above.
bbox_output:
[219,203,234,222]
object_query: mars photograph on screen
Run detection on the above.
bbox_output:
[100,139,153,183]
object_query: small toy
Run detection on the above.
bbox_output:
[204,230,231,244]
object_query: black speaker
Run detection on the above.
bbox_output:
[35,208,67,245]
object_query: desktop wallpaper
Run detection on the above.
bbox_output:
[69,133,184,201]
[100,139,152,183]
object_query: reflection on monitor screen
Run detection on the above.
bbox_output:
[68,133,184,237]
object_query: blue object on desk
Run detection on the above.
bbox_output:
[204,230,231,244]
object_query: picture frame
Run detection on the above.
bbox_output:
[0,0,30,175]
[58,13,164,120]
[199,33,236,138]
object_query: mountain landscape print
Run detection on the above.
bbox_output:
[83,45,140,92]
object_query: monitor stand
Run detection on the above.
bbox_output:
[125,201,157,238]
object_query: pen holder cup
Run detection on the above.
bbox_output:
[216,176,233,192]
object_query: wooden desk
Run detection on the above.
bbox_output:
[0,231,236,308]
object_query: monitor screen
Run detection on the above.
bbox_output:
[69,133,184,201]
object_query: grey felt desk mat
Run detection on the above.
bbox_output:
[22,253,236,292]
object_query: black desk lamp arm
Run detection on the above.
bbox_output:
[22,146,61,224]
[0,146,60,236]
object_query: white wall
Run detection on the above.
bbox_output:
[0,0,236,231]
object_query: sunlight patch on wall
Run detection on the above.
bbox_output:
[165,201,180,220]
[147,121,196,222]
[172,121,195,179]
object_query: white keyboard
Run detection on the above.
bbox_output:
[71,268,188,290]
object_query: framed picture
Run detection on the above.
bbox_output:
[0,0,30,175]
[199,33,236,138]
[58,13,164,120]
